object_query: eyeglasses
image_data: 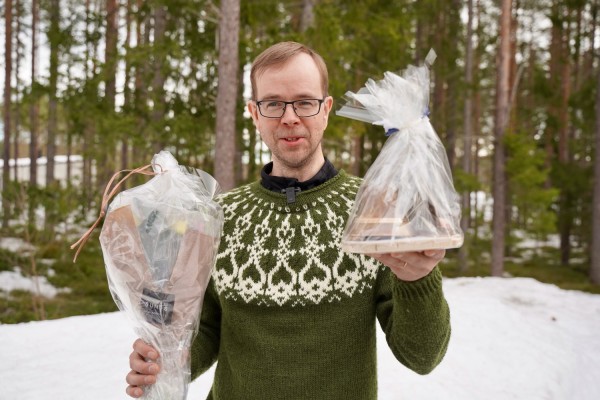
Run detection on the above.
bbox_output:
[255,98,325,118]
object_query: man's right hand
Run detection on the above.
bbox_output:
[125,339,160,398]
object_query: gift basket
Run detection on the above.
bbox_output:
[336,50,463,254]
[72,150,223,400]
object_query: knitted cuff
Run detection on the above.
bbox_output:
[393,266,444,300]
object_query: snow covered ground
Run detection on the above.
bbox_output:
[0,155,85,187]
[2,276,599,400]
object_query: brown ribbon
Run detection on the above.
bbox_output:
[70,163,159,262]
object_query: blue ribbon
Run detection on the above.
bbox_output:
[385,128,399,136]
[384,107,430,137]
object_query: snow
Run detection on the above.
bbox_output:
[0,237,36,254]
[0,239,68,298]
[1,277,600,400]
[0,267,70,298]
[0,155,86,188]
[0,155,83,167]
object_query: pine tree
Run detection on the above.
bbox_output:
[591,43,600,284]
[2,0,13,229]
[214,0,240,191]
[491,0,513,277]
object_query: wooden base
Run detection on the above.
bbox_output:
[341,234,464,254]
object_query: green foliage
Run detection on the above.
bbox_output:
[550,158,594,250]
[0,239,116,324]
[3,0,600,325]
[1,179,116,323]
[505,132,559,236]
[453,168,482,193]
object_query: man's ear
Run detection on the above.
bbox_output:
[322,96,334,123]
[247,100,260,127]
[323,96,334,117]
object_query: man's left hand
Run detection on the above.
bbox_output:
[368,250,446,281]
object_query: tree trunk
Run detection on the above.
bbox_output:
[151,4,167,152]
[471,0,482,246]
[13,0,22,182]
[503,1,519,258]
[46,0,60,187]
[591,57,600,284]
[100,0,119,184]
[3,0,13,228]
[432,8,447,147]
[559,45,572,267]
[445,76,458,170]
[299,0,315,32]
[214,0,240,191]
[29,0,39,190]
[28,0,39,225]
[586,2,597,77]
[133,0,149,166]
[444,0,462,171]
[82,0,93,204]
[491,0,512,277]
[105,0,118,109]
[351,133,362,176]
[458,0,475,273]
[121,0,134,171]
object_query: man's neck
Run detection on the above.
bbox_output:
[270,155,325,182]
[260,158,338,201]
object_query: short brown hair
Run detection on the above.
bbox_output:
[250,41,329,100]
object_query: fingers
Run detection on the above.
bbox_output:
[390,249,445,267]
[422,249,446,261]
[368,249,446,281]
[126,385,142,398]
[125,366,157,394]
[133,338,159,361]
[126,339,160,398]
[130,339,160,373]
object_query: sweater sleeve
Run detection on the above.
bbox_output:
[375,266,451,375]
[190,278,221,380]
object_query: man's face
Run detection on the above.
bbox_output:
[248,53,333,181]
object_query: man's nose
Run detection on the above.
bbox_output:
[280,103,300,124]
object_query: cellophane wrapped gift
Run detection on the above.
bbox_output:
[99,151,223,400]
[336,50,463,254]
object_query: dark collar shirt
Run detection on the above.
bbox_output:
[260,159,338,203]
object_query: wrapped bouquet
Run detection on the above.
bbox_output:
[74,150,223,399]
[336,50,463,254]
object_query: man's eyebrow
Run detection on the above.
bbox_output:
[258,93,321,100]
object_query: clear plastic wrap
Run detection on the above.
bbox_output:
[336,50,463,253]
[98,151,223,399]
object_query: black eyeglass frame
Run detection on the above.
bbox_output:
[255,98,326,118]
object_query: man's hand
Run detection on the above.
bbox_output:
[125,339,160,398]
[368,249,446,281]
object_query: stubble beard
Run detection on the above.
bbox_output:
[272,130,322,171]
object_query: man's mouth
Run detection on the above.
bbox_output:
[282,137,301,142]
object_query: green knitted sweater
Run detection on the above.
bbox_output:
[190,171,451,400]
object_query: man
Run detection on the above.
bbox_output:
[126,41,450,399]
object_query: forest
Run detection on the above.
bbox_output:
[1,0,600,322]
